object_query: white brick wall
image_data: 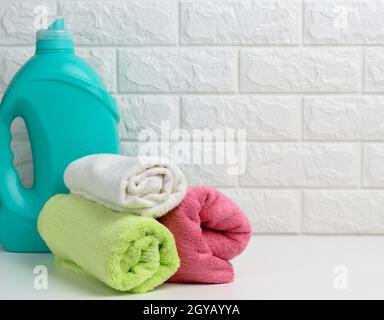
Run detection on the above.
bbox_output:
[240,48,361,93]
[2,0,384,234]
[118,49,237,92]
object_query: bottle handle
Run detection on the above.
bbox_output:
[0,116,33,222]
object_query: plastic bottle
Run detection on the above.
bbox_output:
[0,18,121,252]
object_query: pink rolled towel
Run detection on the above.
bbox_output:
[159,186,252,284]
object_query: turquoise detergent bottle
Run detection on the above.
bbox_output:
[0,18,121,252]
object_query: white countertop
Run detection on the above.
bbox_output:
[1,235,384,300]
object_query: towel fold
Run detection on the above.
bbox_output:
[64,154,187,218]
[159,187,252,284]
[38,194,180,293]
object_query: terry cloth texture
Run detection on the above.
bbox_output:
[38,194,180,293]
[64,154,187,218]
[159,186,252,284]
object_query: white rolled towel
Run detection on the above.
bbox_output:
[64,154,188,218]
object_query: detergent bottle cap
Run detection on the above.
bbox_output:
[36,18,74,53]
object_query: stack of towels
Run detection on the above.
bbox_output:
[38,154,252,293]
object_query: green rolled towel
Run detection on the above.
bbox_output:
[38,194,180,293]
